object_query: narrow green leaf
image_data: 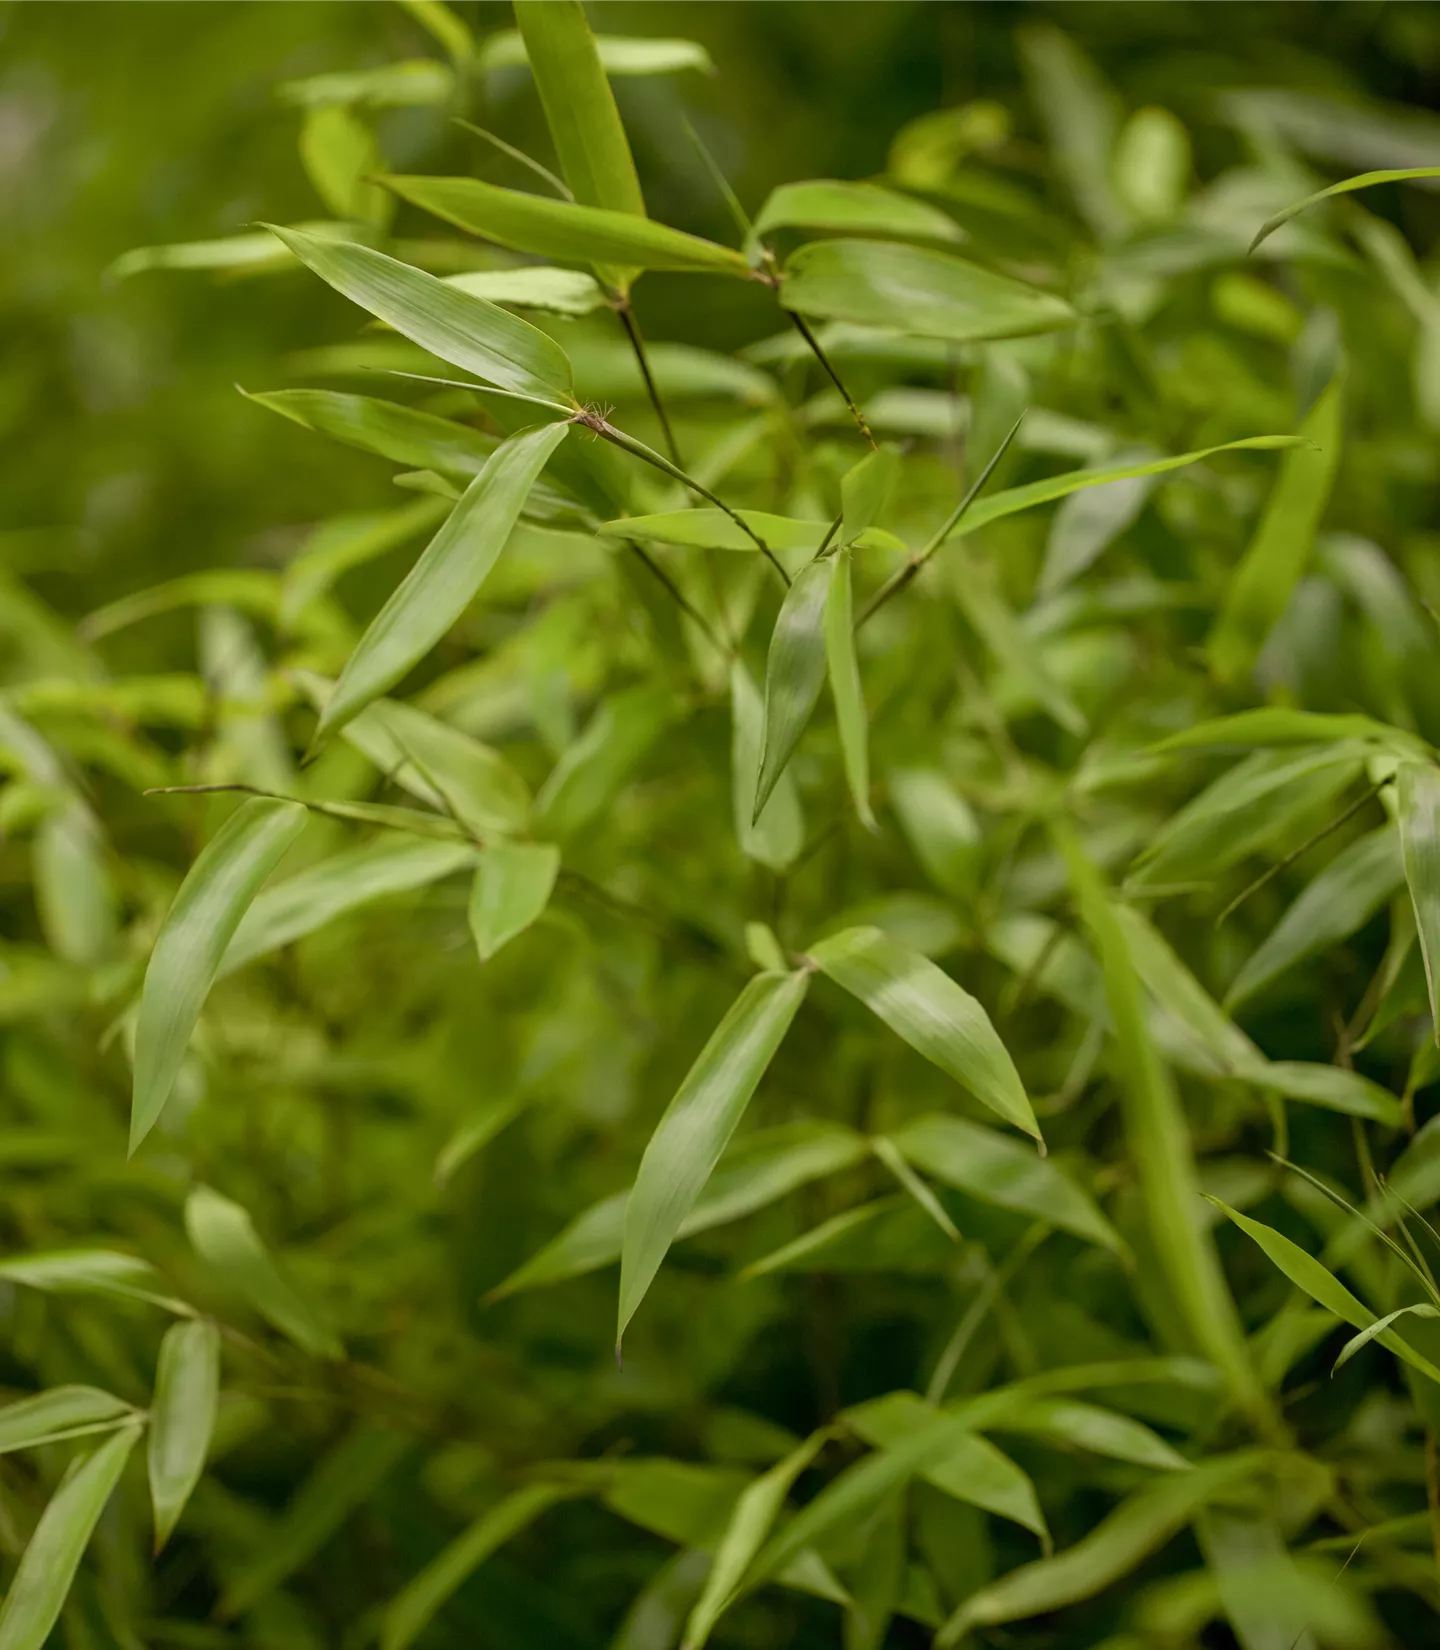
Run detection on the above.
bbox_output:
[381,1482,576,1650]
[184,1186,341,1361]
[245,388,495,476]
[780,239,1074,343]
[33,799,115,966]
[1251,166,1440,251]
[490,1121,868,1299]
[132,796,307,1153]
[755,556,833,821]
[0,1250,173,1306]
[824,550,875,831]
[480,29,713,77]
[682,1432,830,1649]
[1335,1302,1440,1373]
[1227,826,1404,1008]
[887,769,981,897]
[219,1426,409,1619]
[1150,707,1424,758]
[468,842,560,961]
[1209,1197,1440,1383]
[222,839,476,976]
[843,1392,1047,1536]
[383,176,749,276]
[618,970,810,1345]
[870,1137,961,1242]
[315,421,571,740]
[279,59,455,110]
[739,1197,920,1280]
[0,1424,141,1650]
[266,226,574,403]
[600,508,904,555]
[806,926,1039,1141]
[888,1113,1122,1252]
[1038,449,1154,597]
[1128,745,1366,894]
[754,181,962,246]
[935,1452,1265,1644]
[534,684,672,840]
[0,1389,134,1457]
[839,446,900,544]
[107,220,357,281]
[445,265,608,316]
[732,660,804,872]
[513,0,645,290]
[1208,380,1343,685]
[1398,760,1440,1044]
[979,1396,1190,1471]
[1245,1062,1402,1125]
[1056,825,1265,1418]
[148,1317,220,1551]
[398,0,473,64]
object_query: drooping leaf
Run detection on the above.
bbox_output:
[824,550,875,830]
[1226,826,1405,1008]
[222,839,476,975]
[148,1317,220,1551]
[887,1113,1122,1252]
[755,556,833,821]
[1056,825,1266,1418]
[0,1388,135,1457]
[265,226,574,403]
[682,1431,830,1649]
[219,1426,409,1619]
[1150,707,1423,757]
[600,508,904,555]
[184,1186,341,1361]
[467,842,560,961]
[381,1483,578,1650]
[806,926,1039,1141]
[315,420,572,740]
[618,970,810,1345]
[731,661,804,872]
[1208,1197,1440,1383]
[132,796,308,1153]
[490,1121,868,1299]
[0,1424,142,1650]
[1250,166,1440,251]
[780,239,1074,343]
[245,388,495,475]
[383,176,749,276]
[754,181,962,246]
[1208,380,1344,685]
[1398,760,1440,1043]
[935,1452,1265,1644]
[1334,1302,1440,1373]
[1038,449,1155,597]
[534,684,672,840]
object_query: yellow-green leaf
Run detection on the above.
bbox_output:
[1399,760,1440,1044]
[148,1318,220,1551]
[1251,166,1440,252]
[468,842,560,961]
[825,550,875,830]
[755,556,832,821]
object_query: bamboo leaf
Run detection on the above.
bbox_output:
[754,181,962,246]
[265,226,574,403]
[1150,707,1423,757]
[682,1432,830,1649]
[824,550,875,830]
[479,29,714,77]
[806,926,1039,1141]
[1398,760,1440,1044]
[1208,380,1343,685]
[244,388,495,475]
[779,239,1074,342]
[444,265,608,317]
[887,1113,1122,1252]
[732,661,804,871]
[839,446,900,544]
[0,1424,142,1650]
[0,1388,134,1457]
[467,842,560,961]
[935,1452,1265,1644]
[381,1482,577,1650]
[977,1396,1190,1471]
[184,1186,341,1361]
[315,420,571,740]
[755,556,832,821]
[601,508,904,555]
[870,1136,961,1241]
[1251,166,1440,251]
[618,970,810,1346]
[148,1318,220,1551]
[383,176,749,276]
[222,839,476,975]
[535,684,672,840]
[1226,825,1404,1007]
[1056,825,1265,1418]
[132,796,307,1153]
[1208,1197,1440,1384]
[1241,1061,1404,1127]
[1333,1303,1440,1372]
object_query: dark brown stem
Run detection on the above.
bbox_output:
[787,310,875,449]
[615,299,683,468]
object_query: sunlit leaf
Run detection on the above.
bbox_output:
[468,842,560,961]
[754,180,962,246]
[1250,166,1440,251]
